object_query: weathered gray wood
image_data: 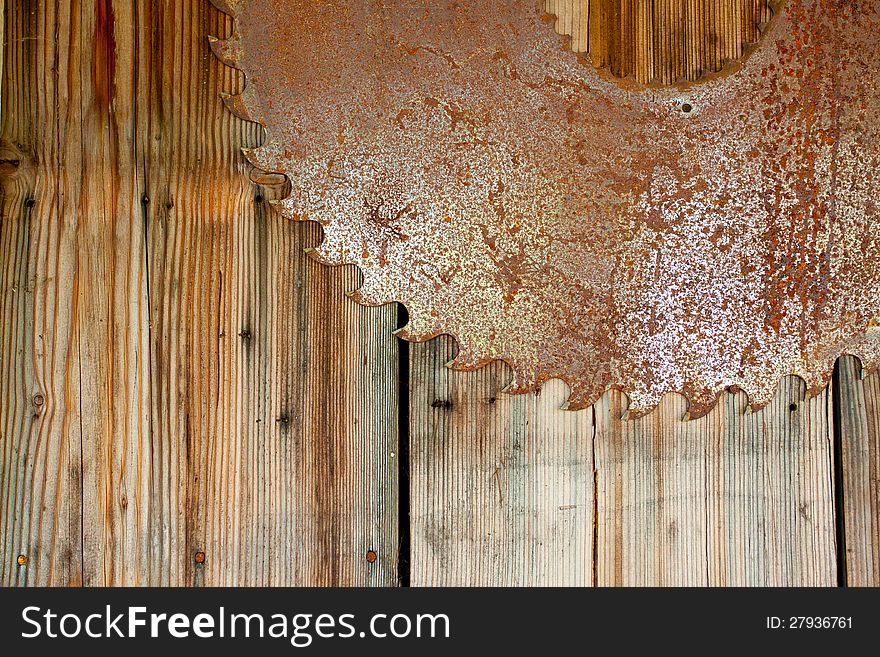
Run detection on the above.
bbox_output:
[836,356,880,586]
[410,339,838,586]
[410,337,596,586]
[593,382,836,586]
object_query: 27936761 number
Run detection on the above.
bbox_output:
[766,617,852,630]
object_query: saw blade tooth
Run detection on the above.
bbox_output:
[681,388,723,421]
[737,378,777,415]
[804,374,832,401]
[345,289,368,305]
[500,370,541,394]
[389,307,438,342]
[392,325,434,342]
[221,90,263,124]
[445,351,494,371]
[303,243,345,266]
[626,406,658,421]
[857,350,879,380]
[345,281,388,307]
[272,197,310,222]
[683,406,707,421]
[560,398,589,412]
[621,394,659,421]
[747,391,776,413]
[207,34,242,69]
[565,380,611,412]
[798,362,835,399]
[242,145,279,172]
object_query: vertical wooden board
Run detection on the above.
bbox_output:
[594,393,709,586]
[590,380,836,586]
[713,383,837,586]
[410,337,595,586]
[0,0,4,119]
[836,357,880,586]
[242,219,399,587]
[139,1,399,586]
[0,0,84,586]
[76,0,155,587]
[136,0,263,590]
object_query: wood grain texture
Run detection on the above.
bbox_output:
[594,382,836,586]
[0,0,86,586]
[411,340,838,586]
[545,0,774,85]
[836,357,880,586]
[410,337,596,586]
[0,0,398,586]
[1,0,876,588]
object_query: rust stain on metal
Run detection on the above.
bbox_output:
[209,0,880,418]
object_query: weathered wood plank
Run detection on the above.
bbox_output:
[151,0,399,587]
[594,383,836,586]
[0,0,85,586]
[76,0,154,588]
[410,340,838,585]
[0,0,399,586]
[410,337,596,586]
[836,357,880,586]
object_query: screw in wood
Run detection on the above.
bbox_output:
[366,550,378,564]
[17,554,27,566]
[194,551,206,564]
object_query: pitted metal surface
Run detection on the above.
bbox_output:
[210,0,880,418]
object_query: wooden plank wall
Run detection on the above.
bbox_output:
[0,0,877,587]
[410,339,839,586]
[545,0,774,85]
[0,0,398,586]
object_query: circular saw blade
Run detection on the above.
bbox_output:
[210,0,880,418]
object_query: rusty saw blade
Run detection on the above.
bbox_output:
[210,0,880,418]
